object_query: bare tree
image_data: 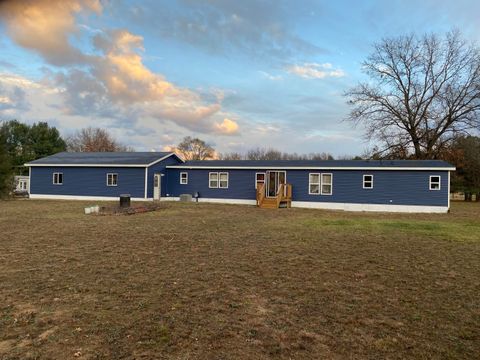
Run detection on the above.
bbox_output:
[67,128,132,152]
[246,147,282,160]
[219,147,334,160]
[219,152,243,160]
[176,136,215,160]
[305,152,334,160]
[346,30,480,159]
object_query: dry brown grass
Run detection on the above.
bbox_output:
[0,200,479,359]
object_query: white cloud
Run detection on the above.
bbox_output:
[259,71,283,81]
[0,0,102,66]
[0,0,240,136]
[286,62,345,79]
[214,118,239,135]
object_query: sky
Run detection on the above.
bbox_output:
[1,0,480,157]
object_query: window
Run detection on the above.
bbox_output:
[53,172,63,185]
[255,173,265,189]
[219,172,229,188]
[309,173,320,194]
[321,173,333,195]
[363,174,374,189]
[429,175,441,190]
[180,172,188,184]
[107,173,118,186]
[209,172,218,188]
[209,172,228,188]
[17,180,27,190]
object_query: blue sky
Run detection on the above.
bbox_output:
[1,0,479,156]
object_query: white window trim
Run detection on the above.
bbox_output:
[321,173,333,195]
[219,172,229,189]
[255,172,265,189]
[363,174,374,189]
[107,173,118,187]
[209,172,219,188]
[429,175,441,191]
[308,173,321,195]
[52,172,63,185]
[180,172,188,184]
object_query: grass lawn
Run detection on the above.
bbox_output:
[0,200,479,359]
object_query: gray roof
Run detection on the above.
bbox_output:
[26,152,176,166]
[169,159,455,169]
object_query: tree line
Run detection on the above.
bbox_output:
[174,137,335,161]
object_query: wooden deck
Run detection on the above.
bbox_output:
[256,182,292,209]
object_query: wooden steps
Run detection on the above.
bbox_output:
[256,183,292,209]
[259,198,278,209]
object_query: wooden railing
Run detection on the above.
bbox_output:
[276,184,284,208]
[276,184,292,208]
[256,182,266,206]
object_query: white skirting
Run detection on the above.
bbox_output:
[291,201,449,213]
[163,197,448,213]
[29,194,449,213]
[162,196,257,205]
[29,194,152,201]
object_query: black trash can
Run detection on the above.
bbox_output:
[120,194,131,208]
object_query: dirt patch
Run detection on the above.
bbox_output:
[0,340,15,355]
[38,327,58,341]
[93,203,164,215]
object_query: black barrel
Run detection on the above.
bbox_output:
[120,194,131,208]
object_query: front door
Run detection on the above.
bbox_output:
[153,174,161,200]
[266,171,286,197]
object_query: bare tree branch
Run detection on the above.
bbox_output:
[66,128,133,152]
[346,30,480,159]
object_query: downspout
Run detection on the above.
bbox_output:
[164,168,168,198]
[447,170,451,211]
[144,166,148,199]
[28,166,31,195]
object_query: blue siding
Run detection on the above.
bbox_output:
[146,155,183,198]
[165,168,449,207]
[30,166,146,198]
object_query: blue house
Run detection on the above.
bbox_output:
[26,152,183,201]
[26,153,455,213]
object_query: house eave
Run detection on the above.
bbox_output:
[25,152,183,168]
[25,163,148,168]
[166,165,456,171]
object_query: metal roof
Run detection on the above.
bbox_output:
[26,152,178,167]
[167,159,455,170]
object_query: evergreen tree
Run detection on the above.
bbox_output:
[0,132,12,198]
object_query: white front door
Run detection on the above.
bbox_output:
[153,174,161,200]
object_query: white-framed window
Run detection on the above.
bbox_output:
[209,172,219,188]
[321,173,333,195]
[429,175,441,190]
[17,180,28,190]
[53,172,63,185]
[309,173,321,194]
[255,173,265,189]
[180,172,188,184]
[107,173,118,186]
[209,172,229,188]
[363,174,374,189]
[219,172,229,188]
